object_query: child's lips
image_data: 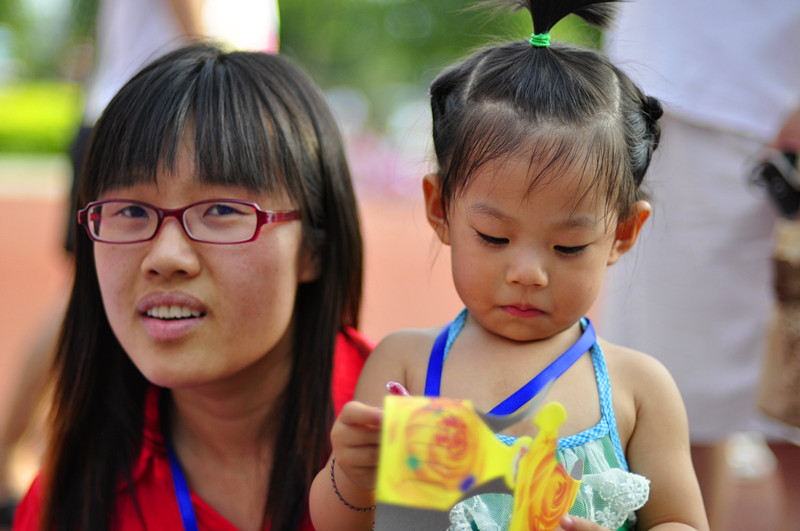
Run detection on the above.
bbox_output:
[502,305,544,318]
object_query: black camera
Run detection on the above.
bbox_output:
[751,150,800,218]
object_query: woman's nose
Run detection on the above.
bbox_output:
[140,218,202,279]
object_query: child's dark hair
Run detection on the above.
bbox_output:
[430,0,662,222]
[41,42,363,531]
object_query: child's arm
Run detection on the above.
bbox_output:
[309,402,382,531]
[310,329,433,530]
[618,351,710,530]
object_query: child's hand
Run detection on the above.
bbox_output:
[558,515,610,530]
[330,401,383,491]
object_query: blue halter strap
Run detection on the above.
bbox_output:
[424,314,596,415]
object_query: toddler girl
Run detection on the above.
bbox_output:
[310,1,708,530]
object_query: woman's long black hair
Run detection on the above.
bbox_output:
[41,42,363,530]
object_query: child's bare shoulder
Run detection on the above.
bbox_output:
[353,326,445,402]
[597,338,685,441]
[599,337,675,387]
[375,326,442,355]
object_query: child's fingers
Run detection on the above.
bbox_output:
[329,401,385,491]
[331,443,380,491]
[330,415,382,454]
[558,515,606,530]
[336,400,384,429]
[330,401,382,463]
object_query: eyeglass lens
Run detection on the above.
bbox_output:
[88,201,259,243]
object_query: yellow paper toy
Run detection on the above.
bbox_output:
[376,395,580,531]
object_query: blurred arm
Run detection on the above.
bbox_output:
[166,0,204,36]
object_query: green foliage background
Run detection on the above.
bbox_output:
[280,1,599,127]
[0,0,600,153]
[0,82,82,153]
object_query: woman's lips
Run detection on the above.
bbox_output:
[141,314,204,341]
[145,305,203,319]
[137,292,207,341]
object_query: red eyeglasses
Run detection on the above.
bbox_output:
[77,199,301,244]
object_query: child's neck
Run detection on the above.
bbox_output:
[454,315,587,397]
[452,316,592,434]
[471,313,585,350]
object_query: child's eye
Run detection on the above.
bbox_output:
[476,231,508,246]
[555,245,588,256]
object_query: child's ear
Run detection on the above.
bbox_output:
[423,172,451,245]
[608,200,651,265]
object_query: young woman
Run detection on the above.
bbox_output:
[13,42,371,531]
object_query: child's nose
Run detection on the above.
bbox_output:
[506,250,548,287]
[140,218,202,279]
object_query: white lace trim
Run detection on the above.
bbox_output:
[445,468,649,531]
[576,468,650,529]
[448,494,512,531]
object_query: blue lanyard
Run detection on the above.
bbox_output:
[167,441,200,531]
[425,317,596,415]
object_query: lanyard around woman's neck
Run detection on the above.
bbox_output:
[167,441,200,531]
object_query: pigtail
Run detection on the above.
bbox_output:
[430,0,663,223]
[531,0,618,34]
[430,57,479,168]
[629,93,664,186]
[479,0,620,34]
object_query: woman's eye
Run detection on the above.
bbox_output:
[205,203,242,216]
[476,231,508,246]
[555,245,588,256]
[118,205,150,219]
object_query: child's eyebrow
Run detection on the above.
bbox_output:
[468,202,511,221]
[558,215,601,230]
[468,202,601,230]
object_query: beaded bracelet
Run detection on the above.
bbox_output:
[330,457,376,512]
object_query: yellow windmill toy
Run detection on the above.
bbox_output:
[375,381,582,531]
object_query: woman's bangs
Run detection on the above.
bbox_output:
[87,55,290,200]
[191,67,289,195]
[86,67,195,196]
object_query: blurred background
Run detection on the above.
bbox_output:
[0,0,600,352]
[0,0,598,501]
[0,0,599,189]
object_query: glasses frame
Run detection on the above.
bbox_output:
[77,198,301,244]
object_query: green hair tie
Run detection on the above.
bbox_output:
[529,32,551,47]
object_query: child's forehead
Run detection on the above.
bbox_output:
[458,144,616,222]
[466,142,606,197]
[461,118,609,176]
